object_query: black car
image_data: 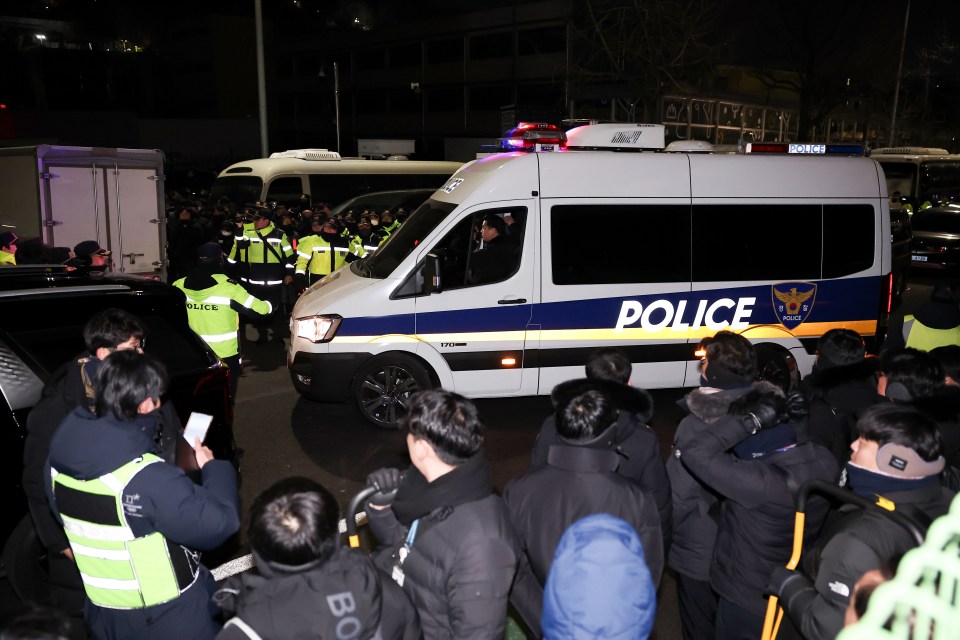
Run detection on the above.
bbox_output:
[910,204,960,270]
[0,264,237,602]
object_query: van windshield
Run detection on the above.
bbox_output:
[358,199,457,279]
[209,176,263,206]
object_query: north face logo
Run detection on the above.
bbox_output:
[828,581,850,597]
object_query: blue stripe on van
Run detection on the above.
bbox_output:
[334,276,882,337]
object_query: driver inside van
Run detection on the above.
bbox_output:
[469,213,517,285]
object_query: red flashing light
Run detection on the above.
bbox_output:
[0,104,6,109]
[501,122,567,152]
[749,143,790,153]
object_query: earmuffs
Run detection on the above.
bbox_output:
[876,443,945,478]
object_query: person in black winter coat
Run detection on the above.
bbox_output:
[21,309,183,620]
[469,214,518,284]
[505,388,664,633]
[801,328,881,466]
[769,404,955,640]
[363,389,532,640]
[878,347,960,470]
[669,331,839,640]
[530,347,672,552]
[215,477,420,640]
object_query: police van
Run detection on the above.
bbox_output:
[209,150,463,209]
[288,124,894,427]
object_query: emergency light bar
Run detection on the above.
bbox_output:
[745,142,864,156]
[269,149,343,161]
[500,122,567,151]
[565,123,666,151]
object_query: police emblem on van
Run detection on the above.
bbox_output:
[772,283,817,330]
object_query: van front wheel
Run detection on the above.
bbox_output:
[352,354,432,429]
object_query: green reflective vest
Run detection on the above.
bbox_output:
[296,234,350,277]
[173,273,272,358]
[903,314,960,351]
[0,251,15,266]
[51,454,197,609]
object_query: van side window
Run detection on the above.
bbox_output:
[309,175,371,207]
[428,207,526,291]
[551,205,690,285]
[692,205,822,282]
[823,205,875,277]
[265,177,305,206]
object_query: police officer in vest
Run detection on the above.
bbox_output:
[885,283,960,352]
[346,214,380,262]
[226,208,295,344]
[294,215,351,289]
[174,243,272,401]
[45,350,240,640]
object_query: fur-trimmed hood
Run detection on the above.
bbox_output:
[551,378,654,424]
[681,381,786,424]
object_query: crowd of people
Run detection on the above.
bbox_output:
[7,187,960,638]
[9,293,960,640]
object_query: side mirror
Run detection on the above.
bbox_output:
[423,253,442,294]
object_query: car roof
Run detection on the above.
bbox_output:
[0,265,168,296]
[330,188,436,216]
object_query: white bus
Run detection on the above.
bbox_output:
[209,149,463,209]
[871,147,960,213]
[288,125,894,427]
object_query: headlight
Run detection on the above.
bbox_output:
[294,314,342,343]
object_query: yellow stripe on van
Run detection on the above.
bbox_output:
[328,319,877,346]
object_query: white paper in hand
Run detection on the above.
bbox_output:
[183,412,213,445]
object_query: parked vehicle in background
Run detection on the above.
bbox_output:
[0,145,167,279]
[0,265,237,602]
[872,147,960,214]
[891,206,912,301]
[330,188,436,218]
[209,150,462,210]
[910,204,960,271]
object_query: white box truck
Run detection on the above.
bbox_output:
[0,145,167,279]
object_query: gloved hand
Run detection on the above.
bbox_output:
[735,391,786,434]
[367,467,402,493]
[766,565,802,598]
[366,468,402,505]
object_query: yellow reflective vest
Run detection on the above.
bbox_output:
[903,314,960,352]
[173,273,272,358]
[296,234,350,277]
[51,454,198,609]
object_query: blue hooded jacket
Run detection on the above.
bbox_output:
[542,514,656,640]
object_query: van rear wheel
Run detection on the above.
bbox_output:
[755,344,800,393]
[352,354,432,429]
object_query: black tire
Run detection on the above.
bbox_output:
[755,344,800,393]
[1,514,50,603]
[352,353,432,429]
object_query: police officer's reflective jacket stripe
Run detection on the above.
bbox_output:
[347,235,379,258]
[51,454,198,609]
[226,223,295,284]
[295,235,350,276]
[903,314,960,351]
[173,274,273,359]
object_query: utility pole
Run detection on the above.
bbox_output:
[889,0,910,147]
[255,0,269,157]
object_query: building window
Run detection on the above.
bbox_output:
[470,31,514,60]
[426,37,464,64]
[518,26,566,56]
